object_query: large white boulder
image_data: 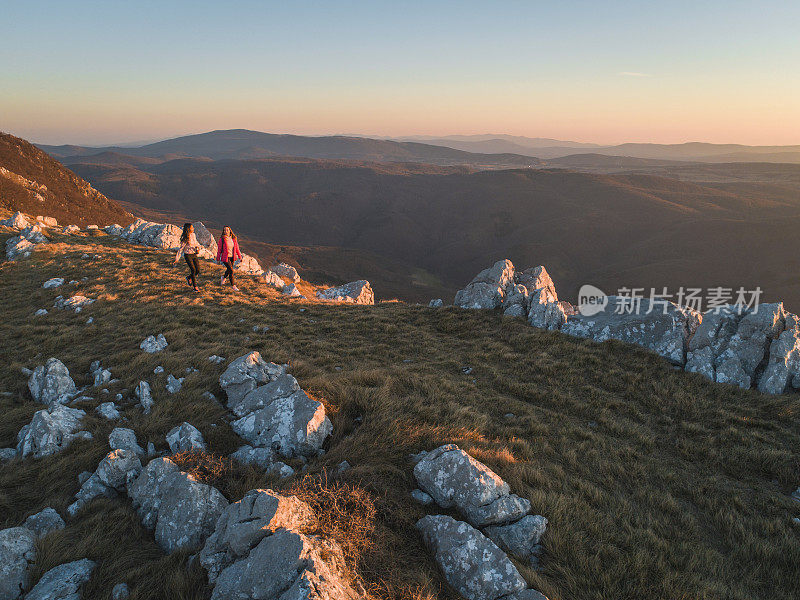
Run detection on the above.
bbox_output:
[268,263,300,282]
[192,221,218,257]
[455,259,516,310]
[1,211,29,230]
[219,352,286,410]
[234,254,264,276]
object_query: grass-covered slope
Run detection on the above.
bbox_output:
[1,226,799,600]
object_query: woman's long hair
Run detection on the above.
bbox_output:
[222,226,237,240]
[180,223,192,244]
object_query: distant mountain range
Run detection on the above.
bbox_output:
[38,130,542,169]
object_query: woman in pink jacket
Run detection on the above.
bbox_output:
[216,226,243,291]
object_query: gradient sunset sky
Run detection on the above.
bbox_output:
[3,1,799,146]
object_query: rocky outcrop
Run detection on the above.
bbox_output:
[220,353,332,459]
[5,236,36,260]
[17,405,91,458]
[24,559,95,600]
[454,259,800,394]
[28,358,77,405]
[192,221,218,257]
[282,283,304,297]
[135,381,154,413]
[199,488,365,600]
[127,457,229,553]
[234,254,264,276]
[561,296,699,365]
[454,259,515,310]
[316,280,374,305]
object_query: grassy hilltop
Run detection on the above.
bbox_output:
[1,223,799,600]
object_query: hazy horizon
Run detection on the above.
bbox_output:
[3,1,800,146]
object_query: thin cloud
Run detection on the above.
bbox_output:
[618,71,652,77]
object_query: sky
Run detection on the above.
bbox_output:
[2,1,799,146]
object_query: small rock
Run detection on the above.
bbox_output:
[147,442,156,456]
[428,298,444,307]
[86,317,94,324]
[112,582,130,600]
[201,391,217,402]
[135,381,154,414]
[461,366,473,375]
[166,422,206,453]
[140,334,168,353]
[166,374,184,394]
[24,508,65,538]
[109,427,145,456]
[504,413,515,419]
[28,358,77,405]
[229,446,294,478]
[335,460,351,474]
[95,402,121,420]
[411,489,434,505]
[185,367,198,374]
[208,355,225,364]
[34,309,48,316]
[154,366,164,374]
[42,277,64,289]
[0,447,16,462]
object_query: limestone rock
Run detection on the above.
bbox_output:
[62,224,80,235]
[111,583,130,600]
[416,515,527,600]
[1,211,29,230]
[229,446,294,478]
[135,381,154,414]
[166,422,206,453]
[455,260,515,310]
[757,326,800,394]
[316,280,374,305]
[0,448,16,462]
[128,458,228,553]
[68,449,142,516]
[210,529,363,600]
[229,373,300,418]
[234,254,264,276]
[109,427,145,457]
[561,296,700,365]
[231,390,332,458]
[0,527,36,600]
[42,278,64,289]
[5,236,36,260]
[269,263,301,282]
[23,508,65,539]
[165,374,184,394]
[28,358,77,405]
[17,405,88,458]
[219,352,285,409]
[428,298,444,308]
[262,270,284,289]
[192,221,218,257]
[281,283,303,297]
[103,224,123,236]
[199,488,316,583]
[24,558,95,600]
[95,402,121,420]
[413,444,529,527]
[484,514,547,560]
[140,334,168,353]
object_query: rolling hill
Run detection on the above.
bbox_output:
[63,154,800,310]
[0,132,133,226]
